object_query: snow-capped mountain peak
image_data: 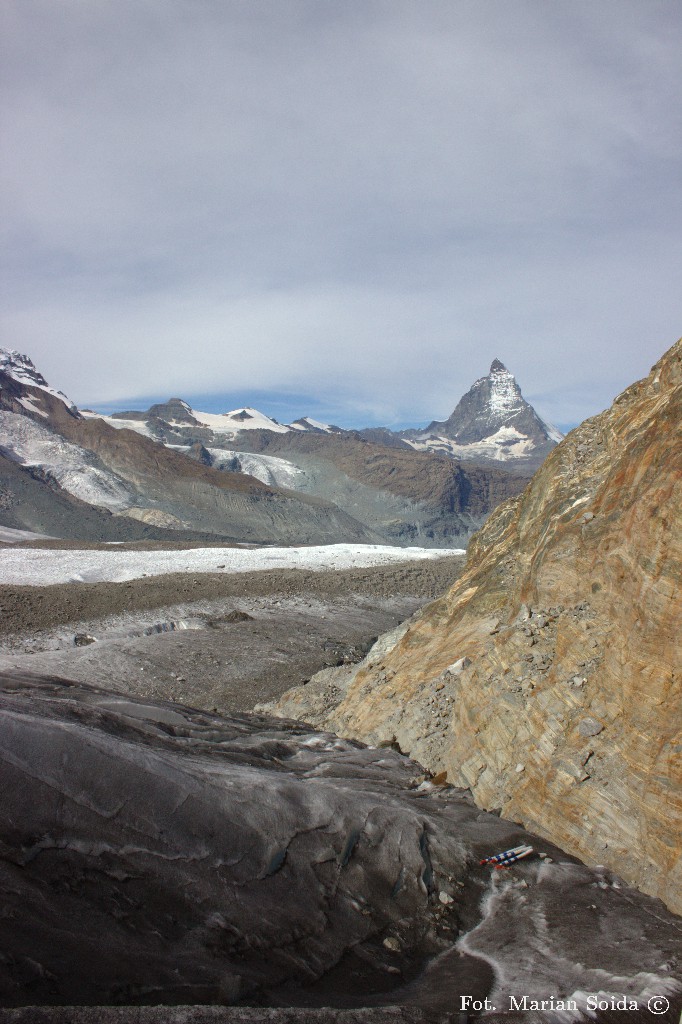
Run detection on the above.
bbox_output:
[289,416,335,433]
[191,406,290,434]
[478,359,526,417]
[405,359,563,467]
[0,348,78,414]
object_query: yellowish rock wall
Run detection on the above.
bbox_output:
[322,340,681,913]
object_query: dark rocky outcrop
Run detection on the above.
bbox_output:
[1,672,680,1017]
[111,398,200,425]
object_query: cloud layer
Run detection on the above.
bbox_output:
[2,1,681,428]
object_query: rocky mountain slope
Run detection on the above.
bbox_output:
[0,451,238,544]
[0,352,379,545]
[265,338,682,914]
[234,430,528,546]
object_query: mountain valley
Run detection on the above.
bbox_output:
[0,342,680,1023]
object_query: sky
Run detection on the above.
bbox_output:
[1,1,681,433]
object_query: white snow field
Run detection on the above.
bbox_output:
[192,406,290,434]
[0,543,463,586]
[0,526,58,544]
[0,411,134,510]
[406,425,539,462]
[211,449,306,488]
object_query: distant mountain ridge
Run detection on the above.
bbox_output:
[84,357,562,470]
[0,348,531,546]
[0,351,380,545]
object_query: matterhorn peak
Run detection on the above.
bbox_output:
[410,358,563,465]
[489,358,508,373]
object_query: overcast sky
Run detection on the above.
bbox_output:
[1,1,681,431]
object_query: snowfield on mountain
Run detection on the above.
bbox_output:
[0,410,133,510]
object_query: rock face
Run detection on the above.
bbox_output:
[428,359,558,445]
[1,672,681,1016]
[270,339,682,913]
[112,397,199,425]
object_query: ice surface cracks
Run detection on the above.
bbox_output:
[1,672,681,1016]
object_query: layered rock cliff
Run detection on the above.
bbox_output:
[268,339,682,913]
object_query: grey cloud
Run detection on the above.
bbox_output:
[1,0,681,427]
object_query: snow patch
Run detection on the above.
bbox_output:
[0,542,462,586]
[17,395,48,418]
[209,449,306,489]
[289,417,333,433]
[166,445,306,490]
[0,411,133,511]
[0,349,77,413]
[486,364,525,415]
[407,426,538,462]
[192,407,290,435]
